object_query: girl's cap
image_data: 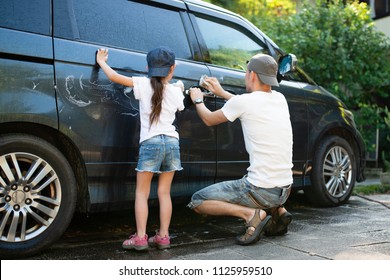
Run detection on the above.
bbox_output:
[146,47,175,77]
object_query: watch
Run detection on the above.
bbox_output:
[194,98,204,105]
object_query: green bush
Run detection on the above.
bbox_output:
[354,184,390,195]
[261,0,390,105]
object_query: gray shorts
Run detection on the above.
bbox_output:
[187,176,291,210]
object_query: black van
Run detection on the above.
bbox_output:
[0,0,365,257]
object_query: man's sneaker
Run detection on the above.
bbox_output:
[122,234,149,251]
[148,233,171,249]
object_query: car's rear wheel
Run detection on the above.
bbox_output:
[0,134,77,258]
[306,135,356,207]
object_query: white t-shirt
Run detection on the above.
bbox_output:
[221,91,293,188]
[133,77,184,143]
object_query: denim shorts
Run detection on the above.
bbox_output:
[136,135,183,173]
[187,176,291,210]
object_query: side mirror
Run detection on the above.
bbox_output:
[278,54,297,75]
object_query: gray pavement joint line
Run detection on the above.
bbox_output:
[351,241,390,248]
[355,194,390,209]
[173,237,228,247]
[264,240,333,260]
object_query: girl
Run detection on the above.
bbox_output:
[96,47,184,250]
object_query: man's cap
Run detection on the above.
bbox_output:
[146,47,175,77]
[247,54,279,87]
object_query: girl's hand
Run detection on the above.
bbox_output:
[96,48,108,65]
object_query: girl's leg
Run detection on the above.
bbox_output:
[135,171,154,237]
[157,171,175,237]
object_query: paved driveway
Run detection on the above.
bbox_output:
[25,192,390,260]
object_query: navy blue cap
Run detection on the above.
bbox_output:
[146,47,175,77]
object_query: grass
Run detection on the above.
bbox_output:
[353,184,390,195]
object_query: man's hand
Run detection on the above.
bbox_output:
[204,77,234,100]
[189,87,204,104]
[204,77,223,96]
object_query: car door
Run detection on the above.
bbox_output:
[187,5,308,185]
[53,0,216,208]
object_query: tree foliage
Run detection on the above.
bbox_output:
[265,1,390,106]
[265,0,390,157]
[208,0,295,17]
[206,0,390,159]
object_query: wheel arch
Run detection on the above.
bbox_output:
[0,122,89,213]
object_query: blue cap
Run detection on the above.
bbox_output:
[146,47,175,77]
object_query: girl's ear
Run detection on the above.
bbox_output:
[170,64,176,73]
[167,64,176,77]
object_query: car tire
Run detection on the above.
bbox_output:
[0,134,77,258]
[306,135,356,207]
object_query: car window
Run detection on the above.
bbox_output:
[195,16,267,70]
[0,0,50,35]
[54,0,192,60]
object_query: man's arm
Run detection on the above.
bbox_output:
[189,88,228,126]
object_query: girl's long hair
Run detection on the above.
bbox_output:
[149,77,164,126]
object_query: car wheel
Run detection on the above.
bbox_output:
[306,135,356,207]
[0,134,77,258]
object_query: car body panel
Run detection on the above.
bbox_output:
[0,0,365,212]
[0,0,366,258]
[0,28,57,129]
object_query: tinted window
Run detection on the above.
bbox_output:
[54,0,192,59]
[0,0,50,35]
[374,0,390,18]
[195,16,266,70]
[361,0,390,19]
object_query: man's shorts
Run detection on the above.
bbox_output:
[136,134,183,173]
[187,176,291,209]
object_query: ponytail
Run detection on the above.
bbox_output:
[150,77,164,126]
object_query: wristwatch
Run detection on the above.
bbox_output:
[194,98,204,105]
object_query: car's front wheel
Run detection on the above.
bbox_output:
[306,135,356,207]
[0,134,77,258]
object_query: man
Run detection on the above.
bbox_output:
[187,54,293,245]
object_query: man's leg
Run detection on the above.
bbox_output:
[265,186,293,236]
[193,199,270,245]
[193,199,267,224]
[265,206,292,236]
